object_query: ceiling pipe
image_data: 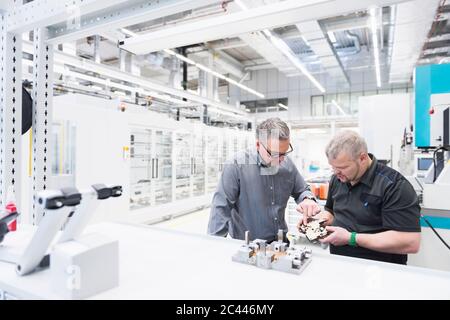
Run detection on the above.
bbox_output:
[344,31,362,55]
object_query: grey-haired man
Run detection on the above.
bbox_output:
[302,130,421,264]
[208,117,320,242]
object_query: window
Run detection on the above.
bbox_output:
[311,95,324,116]
[310,85,411,117]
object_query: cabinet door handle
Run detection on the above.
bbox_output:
[152,158,155,178]
[156,158,159,179]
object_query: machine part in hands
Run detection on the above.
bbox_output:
[298,218,328,242]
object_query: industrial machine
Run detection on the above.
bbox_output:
[421,93,450,211]
[400,92,450,211]
[232,230,312,274]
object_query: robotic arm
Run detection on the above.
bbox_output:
[16,188,81,276]
[57,184,122,243]
[0,184,122,276]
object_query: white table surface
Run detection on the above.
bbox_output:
[0,222,450,300]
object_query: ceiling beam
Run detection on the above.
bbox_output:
[46,0,222,45]
[323,16,370,32]
[119,0,412,55]
[6,0,129,33]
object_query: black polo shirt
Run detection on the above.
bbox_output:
[325,154,421,264]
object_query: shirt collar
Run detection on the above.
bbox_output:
[358,153,377,187]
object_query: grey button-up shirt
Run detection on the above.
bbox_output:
[207,148,314,241]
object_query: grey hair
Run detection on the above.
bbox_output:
[325,130,368,160]
[256,117,290,141]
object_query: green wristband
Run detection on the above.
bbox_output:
[348,232,357,247]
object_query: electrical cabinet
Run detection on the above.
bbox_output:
[174,131,192,201]
[192,131,206,197]
[205,132,219,193]
[153,129,173,205]
[129,124,254,212]
[130,128,153,210]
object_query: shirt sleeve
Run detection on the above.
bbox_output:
[381,178,421,232]
[291,165,315,204]
[207,161,240,237]
[324,175,336,215]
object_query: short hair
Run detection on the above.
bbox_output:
[256,118,290,141]
[325,130,368,160]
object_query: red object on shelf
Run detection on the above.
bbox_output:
[5,186,17,232]
[5,202,17,232]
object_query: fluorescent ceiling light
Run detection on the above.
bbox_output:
[278,103,289,110]
[55,66,190,105]
[164,48,265,98]
[234,0,248,10]
[114,91,127,97]
[301,35,310,45]
[91,85,103,91]
[331,99,346,115]
[327,31,337,43]
[265,32,326,93]
[121,28,138,37]
[370,7,381,88]
[234,1,325,93]
[305,128,327,134]
[163,49,197,65]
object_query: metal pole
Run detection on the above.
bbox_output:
[0,13,22,211]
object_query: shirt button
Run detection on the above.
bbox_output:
[270,187,273,190]
[274,217,278,221]
[272,202,274,205]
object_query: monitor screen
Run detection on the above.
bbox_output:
[418,158,433,171]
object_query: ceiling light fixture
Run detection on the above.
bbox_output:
[331,99,346,115]
[163,48,265,98]
[234,1,325,93]
[278,103,289,110]
[370,7,381,88]
[120,28,138,38]
[327,31,337,43]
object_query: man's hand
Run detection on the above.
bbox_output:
[319,226,351,246]
[314,211,334,226]
[297,198,321,225]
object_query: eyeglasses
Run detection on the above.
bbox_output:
[260,142,294,158]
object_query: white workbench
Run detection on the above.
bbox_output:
[0,222,450,299]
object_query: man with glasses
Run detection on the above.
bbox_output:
[302,130,421,264]
[208,117,320,242]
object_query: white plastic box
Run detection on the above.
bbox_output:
[50,233,119,299]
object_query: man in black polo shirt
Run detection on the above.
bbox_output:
[302,130,421,264]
